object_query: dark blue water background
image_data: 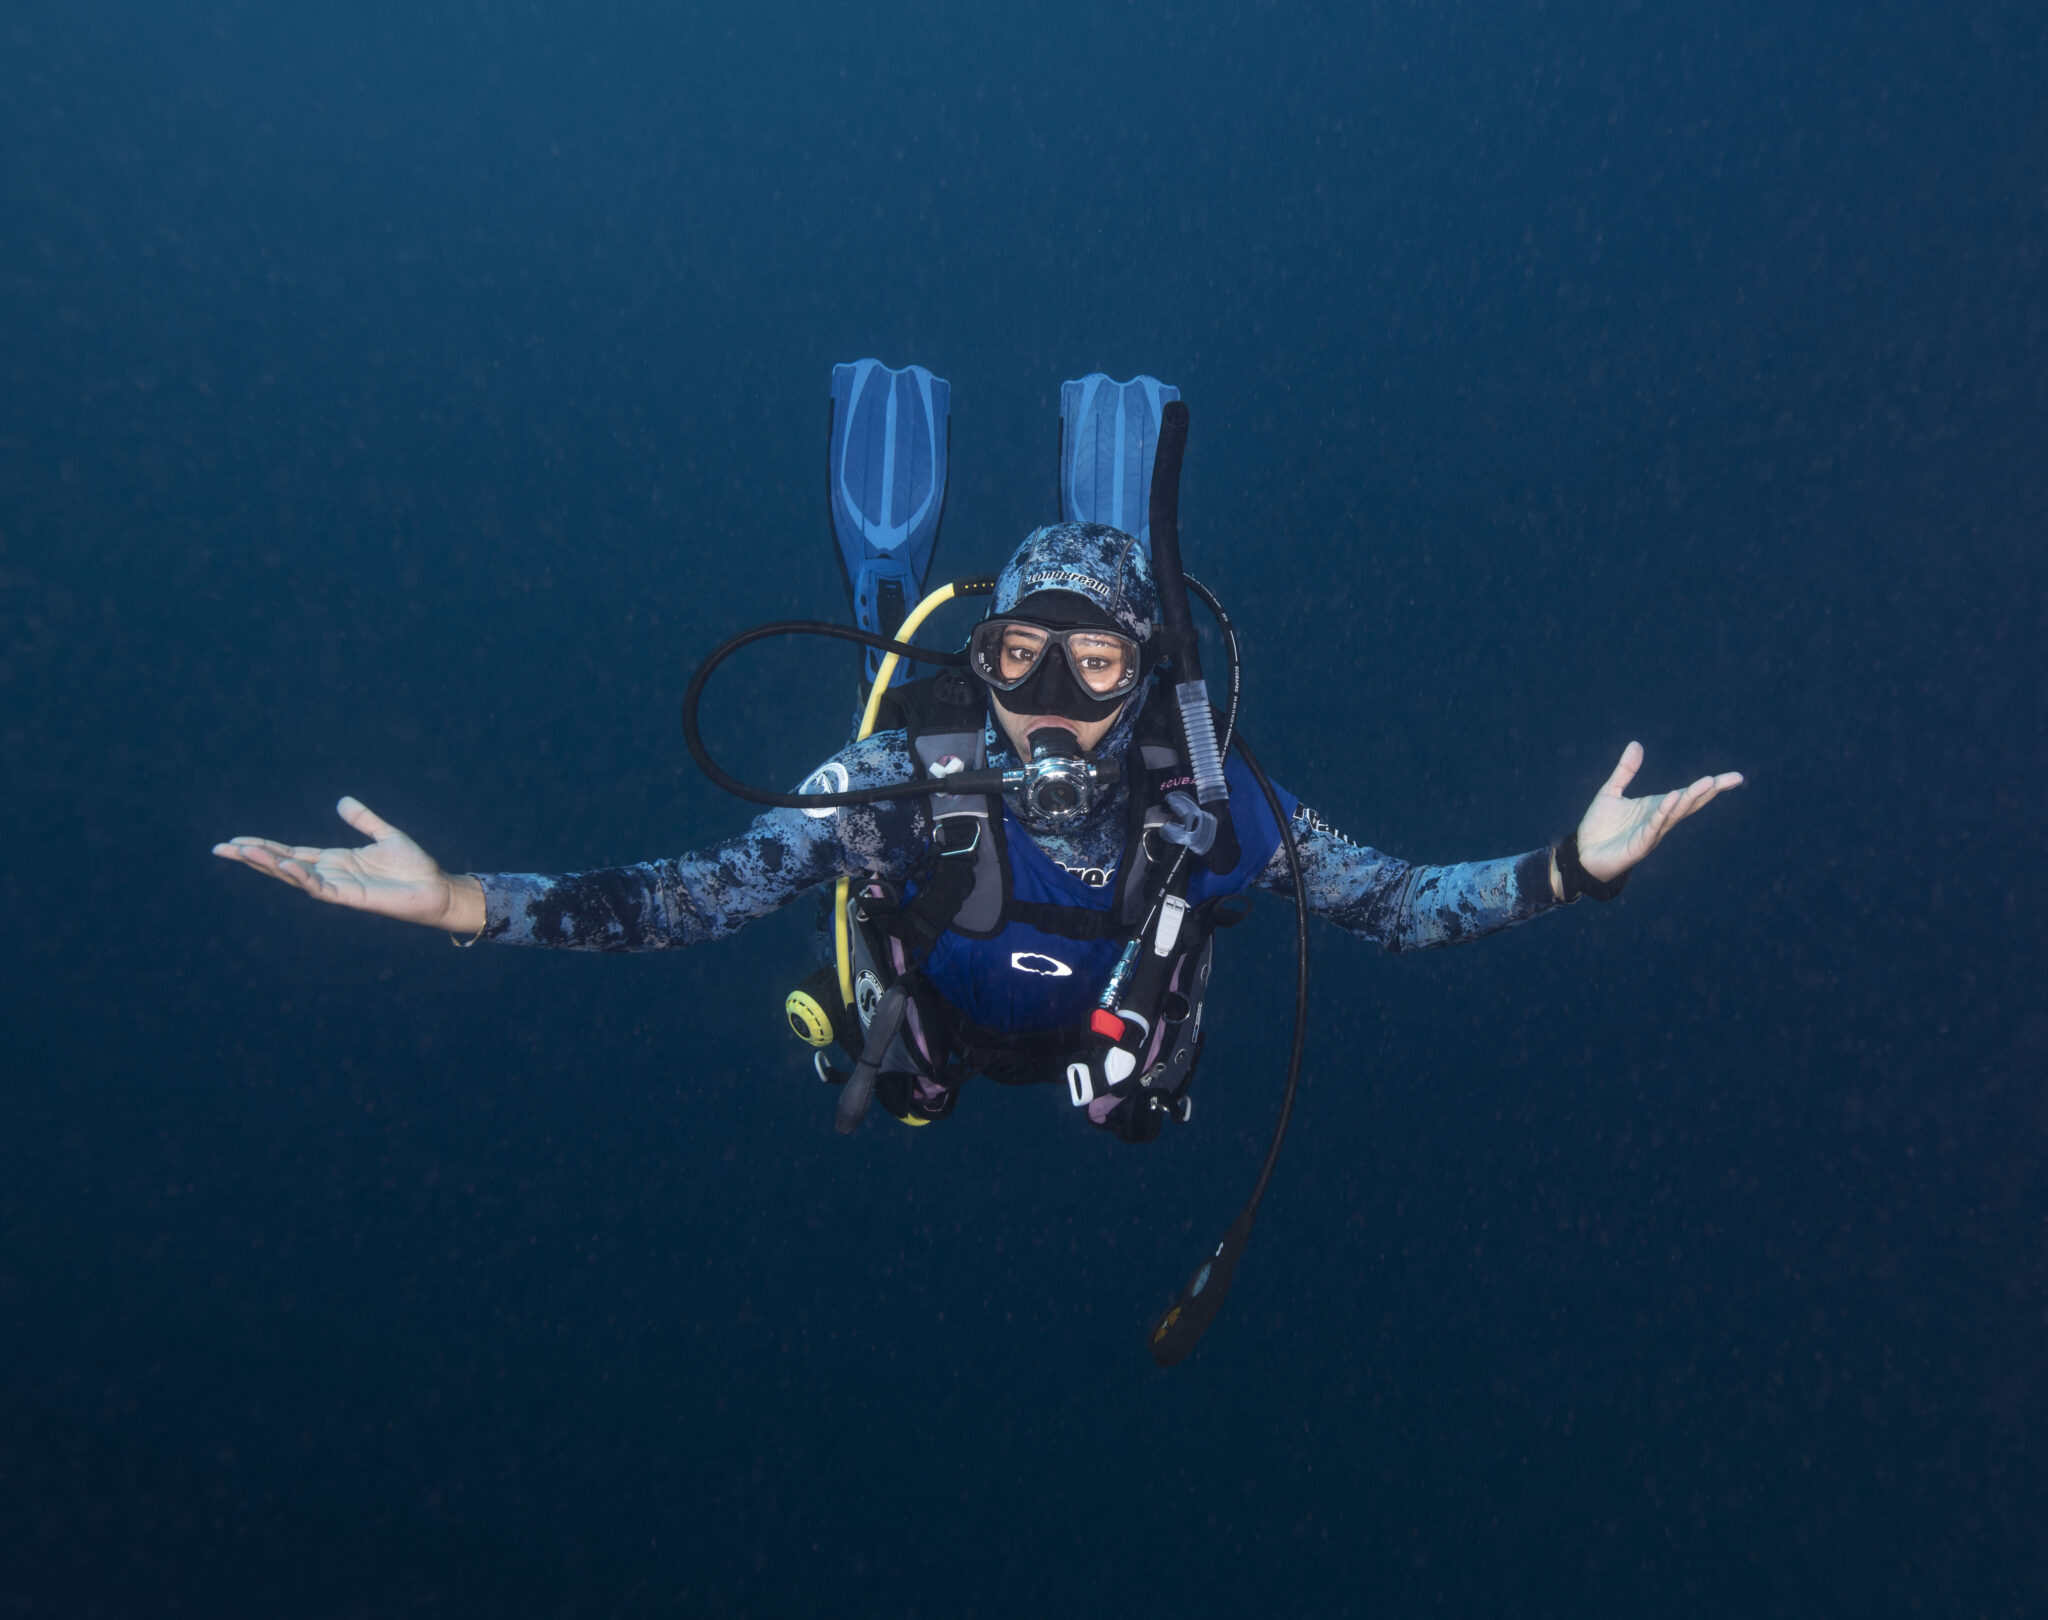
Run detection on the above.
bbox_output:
[4,2,2043,1613]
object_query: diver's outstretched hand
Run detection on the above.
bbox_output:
[1575,742,1743,884]
[212,797,486,934]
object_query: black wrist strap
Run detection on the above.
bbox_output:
[1555,831,1629,903]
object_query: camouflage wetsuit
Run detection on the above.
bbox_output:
[475,522,1562,989]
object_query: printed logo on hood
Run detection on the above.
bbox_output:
[1020,566,1114,604]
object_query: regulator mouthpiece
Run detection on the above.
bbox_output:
[1003,729,1117,826]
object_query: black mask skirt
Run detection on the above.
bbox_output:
[977,593,1136,726]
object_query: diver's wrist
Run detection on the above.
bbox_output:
[1553,831,1629,904]
[439,872,487,938]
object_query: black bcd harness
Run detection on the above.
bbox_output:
[819,670,1248,1143]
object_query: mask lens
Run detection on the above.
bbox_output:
[1066,632,1133,695]
[996,623,1050,683]
[972,621,1048,689]
[970,621,1045,688]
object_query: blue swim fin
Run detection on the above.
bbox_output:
[828,359,951,688]
[1058,373,1182,552]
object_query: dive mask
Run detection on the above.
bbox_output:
[968,616,1142,723]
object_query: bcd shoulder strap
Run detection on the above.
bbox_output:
[1112,698,1191,928]
[886,669,1010,943]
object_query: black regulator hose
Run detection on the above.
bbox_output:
[1147,404,1201,672]
[679,616,1019,810]
[1148,403,1239,873]
[1181,573,1241,758]
[1144,578,1311,1368]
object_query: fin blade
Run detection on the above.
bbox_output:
[1058,373,1182,550]
[829,360,952,684]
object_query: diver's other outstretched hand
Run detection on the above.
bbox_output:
[1575,742,1743,883]
[212,797,485,933]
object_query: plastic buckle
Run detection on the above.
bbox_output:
[933,816,982,858]
[1089,1008,1127,1042]
[1066,1062,1094,1107]
[1151,894,1188,958]
[1158,790,1218,857]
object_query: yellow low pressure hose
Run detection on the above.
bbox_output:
[835,580,964,1008]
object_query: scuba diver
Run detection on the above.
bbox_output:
[214,365,1742,1359]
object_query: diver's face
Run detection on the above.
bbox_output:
[990,693,1125,756]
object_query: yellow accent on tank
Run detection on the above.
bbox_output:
[834,876,854,1009]
[833,578,967,1008]
[785,988,836,1048]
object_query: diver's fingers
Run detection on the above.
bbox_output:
[1645,788,1688,839]
[1646,769,1746,836]
[1661,777,1704,820]
[273,858,337,901]
[247,846,320,893]
[1599,741,1645,799]
[259,839,333,863]
[216,836,347,872]
[214,840,294,883]
[1678,773,1729,821]
[214,836,294,861]
[337,796,400,843]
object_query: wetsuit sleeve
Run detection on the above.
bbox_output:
[1254,795,1560,952]
[471,733,931,951]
